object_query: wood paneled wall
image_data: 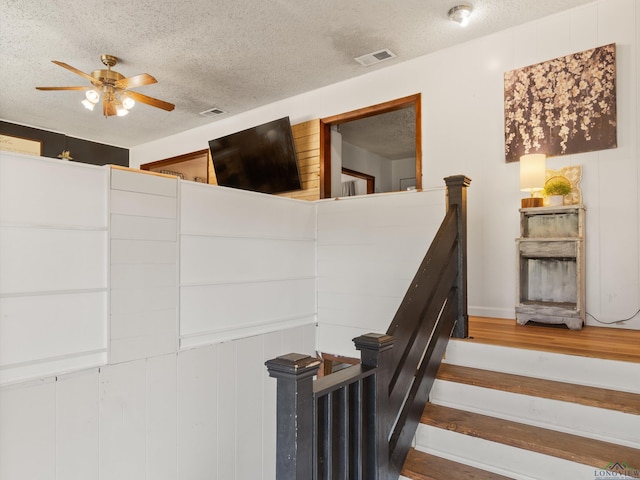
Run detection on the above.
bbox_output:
[278,119,321,201]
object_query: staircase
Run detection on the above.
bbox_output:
[400,335,640,480]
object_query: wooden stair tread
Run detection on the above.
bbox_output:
[465,317,640,364]
[401,447,513,480]
[437,363,640,415]
[421,403,640,472]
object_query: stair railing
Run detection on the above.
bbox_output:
[266,175,471,480]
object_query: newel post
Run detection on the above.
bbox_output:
[444,175,472,338]
[265,353,321,480]
[353,333,395,480]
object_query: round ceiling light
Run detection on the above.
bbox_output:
[448,4,473,27]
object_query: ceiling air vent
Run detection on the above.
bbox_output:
[199,107,227,117]
[354,49,397,67]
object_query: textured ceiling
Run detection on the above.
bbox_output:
[340,108,416,160]
[0,0,595,150]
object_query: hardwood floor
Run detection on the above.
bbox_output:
[463,316,640,363]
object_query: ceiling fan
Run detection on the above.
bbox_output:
[36,54,175,117]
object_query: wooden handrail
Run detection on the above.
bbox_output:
[266,175,471,479]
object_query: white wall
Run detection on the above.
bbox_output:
[132,0,640,330]
[392,157,418,191]
[0,153,108,385]
[331,127,343,197]
[0,326,315,480]
[110,168,179,363]
[342,141,392,193]
[341,173,367,196]
[179,182,317,348]
[316,189,446,356]
[0,154,318,479]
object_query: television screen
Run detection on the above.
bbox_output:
[208,117,302,194]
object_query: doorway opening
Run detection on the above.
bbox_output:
[320,94,422,198]
[341,167,375,196]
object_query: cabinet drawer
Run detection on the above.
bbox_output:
[522,211,579,238]
[518,240,577,258]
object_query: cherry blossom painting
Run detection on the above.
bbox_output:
[504,43,617,163]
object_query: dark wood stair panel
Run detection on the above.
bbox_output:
[437,363,640,415]
[421,403,640,473]
[401,448,513,480]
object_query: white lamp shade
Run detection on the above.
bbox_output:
[81,99,95,111]
[85,89,100,104]
[122,96,135,110]
[520,154,546,192]
[116,104,129,116]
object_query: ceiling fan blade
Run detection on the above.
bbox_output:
[36,86,90,91]
[126,91,175,111]
[103,101,117,117]
[51,60,98,84]
[115,73,157,90]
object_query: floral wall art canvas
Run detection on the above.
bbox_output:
[504,43,617,163]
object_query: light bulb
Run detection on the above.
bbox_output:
[85,89,100,104]
[448,5,473,27]
[116,104,129,116]
[81,99,95,111]
[122,96,135,110]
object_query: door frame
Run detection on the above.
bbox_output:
[319,93,422,198]
[341,167,375,194]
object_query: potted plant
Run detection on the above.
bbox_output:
[543,177,572,206]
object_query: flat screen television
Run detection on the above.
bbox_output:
[208,117,302,194]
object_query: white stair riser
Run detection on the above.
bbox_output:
[445,341,640,394]
[415,425,598,480]
[429,380,640,448]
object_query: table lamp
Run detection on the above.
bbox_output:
[520,154,545,207]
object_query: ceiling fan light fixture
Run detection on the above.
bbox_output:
[116,103,129,116]
[85,89,100,104]
[121,95,135,110]
[81,99,96,111]
[37,54,176,117]
[448,4,473,27]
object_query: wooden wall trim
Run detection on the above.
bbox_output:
[342,167,375,194]
[321,94,421,124]
[140,149,210,170]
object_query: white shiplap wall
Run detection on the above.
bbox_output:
[0,156,319,479]
[316,189,446,356]
[0,154,452,478]
[109,168,179,363]
[0,153,108,385]
[179,182,317,348]
[0,326,315,480]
